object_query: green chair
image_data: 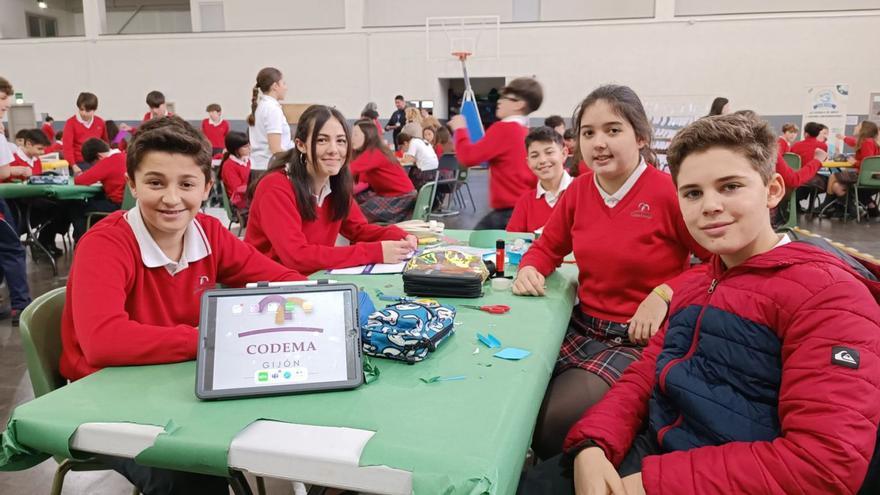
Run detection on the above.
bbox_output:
[18,287,139,495]
[217,180,246,235]
[453,165,476,213]
[410,181,437,222]
[780,153,801,230]
[85,185,136,230]
[854,156,880,223]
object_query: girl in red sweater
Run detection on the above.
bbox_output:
[246,105,416,275]
[218,131,251,212]
[507,126,572,234]
[350,119,416,223]
[513,85,708,460]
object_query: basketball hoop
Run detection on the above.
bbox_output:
[451,50,472,62]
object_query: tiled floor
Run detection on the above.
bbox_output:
[0,169,877,494]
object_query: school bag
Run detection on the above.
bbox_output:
[361,300,456,363]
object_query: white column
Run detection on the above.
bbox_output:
[655,0,675,20]
[190,0,202,32]
[344,0,363,31]
[81,0,107,39]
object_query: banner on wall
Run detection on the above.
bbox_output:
[802,84,848,156]
[870,92,880,119]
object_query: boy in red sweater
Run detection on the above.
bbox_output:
[519,113,880,495]
[143,90,171,122]
[449,77,542,229]
[61,115,305,493]
[507,126,572,233]
[201,103,229,155]
[9,129,47,177]
[777,122,798,154]
[69,138,128,240]
[62,92,108,168]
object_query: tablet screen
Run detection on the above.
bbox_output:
[198,284,362,398]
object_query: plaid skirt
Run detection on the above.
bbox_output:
[555,307,643,386]
[356,190,417,223]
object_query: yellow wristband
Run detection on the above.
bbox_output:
[652,286,671,305]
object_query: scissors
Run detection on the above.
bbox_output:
[460,304,510,315]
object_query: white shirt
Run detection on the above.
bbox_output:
[125,204,212,276]
[537,171,573,208]
[75,114,94,128]
[406,139,439,171]
[594,159,648,208]
[0,134,14,166]
[313,182,332,207]
[249,94,293,171]
[207,118,224,127]
[773,234,791,249]
[13,149,35,167]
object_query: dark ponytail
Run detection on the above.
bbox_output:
[255,105,353,222]
[247,67,283,127]
[247,86,259,126]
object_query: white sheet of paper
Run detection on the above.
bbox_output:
[328,262,406,275]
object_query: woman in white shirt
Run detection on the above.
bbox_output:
[247,67,292,182]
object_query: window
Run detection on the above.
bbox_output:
[26,13,58,38]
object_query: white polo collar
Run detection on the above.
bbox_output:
[230,154,250,166]
[125,204,212,276]
[76,114,94,128]
[14,149,35,167]
[208,117,223,127]
[594,158,648,208]
[313,182,332,207]
[100,149,121,160]
[773,234,791,249]
[536,171,573,207]
[502,115,529,127]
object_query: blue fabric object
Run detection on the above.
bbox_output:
[650,305,782,451]
[461,98,485,142]
[358,290,376,328]
[362,301,456,363]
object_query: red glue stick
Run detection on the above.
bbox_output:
[496,240,505,277]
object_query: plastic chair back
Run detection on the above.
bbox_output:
[783,152,801,171]
[411,182,436,222]
[18,287,67,399]
[121,185,136,210]
[858,156,880,188]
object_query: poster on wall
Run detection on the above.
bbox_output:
[870,92,880,119]
[802,84,848,156]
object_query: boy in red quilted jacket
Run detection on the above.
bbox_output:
[518,113,880,495]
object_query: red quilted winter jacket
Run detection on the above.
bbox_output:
[564,241,880,494]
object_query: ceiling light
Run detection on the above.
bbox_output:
[37,1,47,8]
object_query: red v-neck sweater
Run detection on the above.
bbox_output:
[60,212,305,381]
[245,170,408,275]
[521,167,709,323]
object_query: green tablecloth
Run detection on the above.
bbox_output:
[0,183,102,201]
[0,230,577,494]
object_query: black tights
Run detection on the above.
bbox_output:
[532,368,611,461]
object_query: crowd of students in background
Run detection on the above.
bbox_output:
[1,68,880,495]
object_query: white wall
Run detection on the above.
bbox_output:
[363,0,513,27]
[222,0,344,31]
[0,0,81,39]
[2,10,879,122]
[72,9,191,35]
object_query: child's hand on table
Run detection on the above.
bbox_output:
[513,266,546,296]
